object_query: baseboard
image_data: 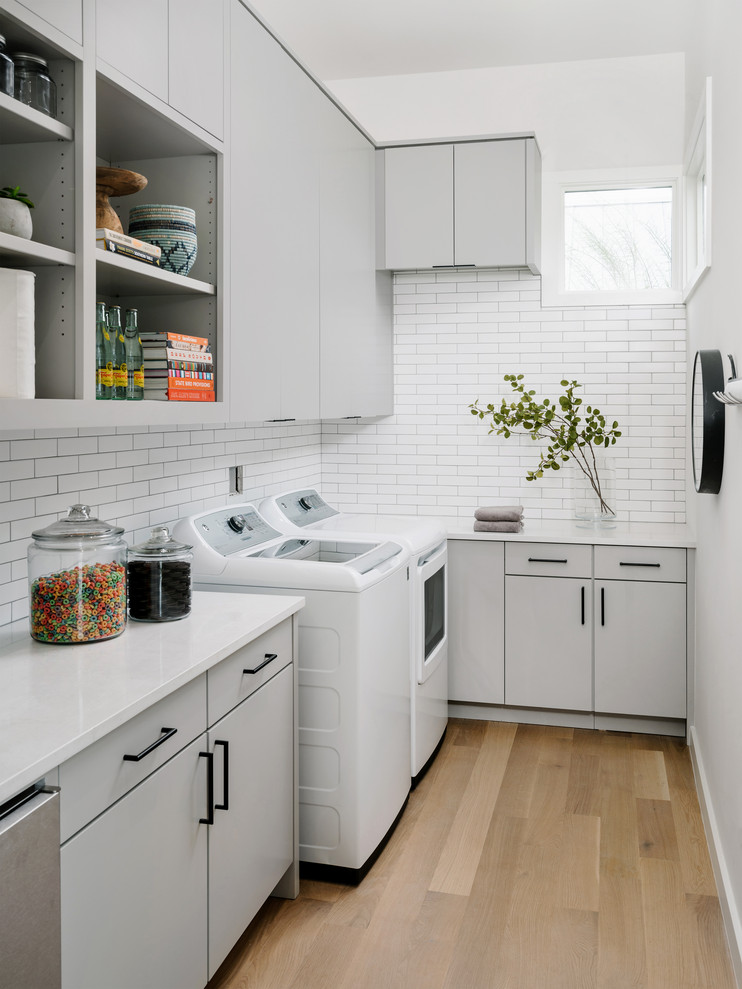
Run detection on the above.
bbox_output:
[689,725,742,987]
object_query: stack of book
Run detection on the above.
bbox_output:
[96,228,162,267]
[140,331,215,402]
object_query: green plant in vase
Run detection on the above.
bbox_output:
[0,185,35,239]
[470,374,622,518]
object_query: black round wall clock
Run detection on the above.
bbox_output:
[691,349,725,494]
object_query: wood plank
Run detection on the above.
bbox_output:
[429,720,517,896]
[558,814,601,912]
[597,875,647,989]
[547,907,599,989]
[633,749,671,801]
[600,734,641,880]
[636,798,680,861]
[639,858,687,989]
[682,893,737,989]
[671,785,718,896]
[492,722,548,818]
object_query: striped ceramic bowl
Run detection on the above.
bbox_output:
[128,204,198,276]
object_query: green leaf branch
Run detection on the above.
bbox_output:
[470,374,622,516]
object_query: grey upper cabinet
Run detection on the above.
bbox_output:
[318,98,393,419]
[96,0,224,140]
[380,137,541,273]
[17,0,82,44]
[228,0,321,423]
[229,0,392,423]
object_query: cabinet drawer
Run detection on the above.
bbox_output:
[505,542,591,578]
[59,674,206,842]
[594,546,686,582]
[207,620,293,727]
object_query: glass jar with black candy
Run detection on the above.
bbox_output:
[127,526,192,622]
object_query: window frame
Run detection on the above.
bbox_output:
[683,77,712,301]
[541,166,683,308]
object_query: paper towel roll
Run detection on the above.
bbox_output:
[0,269,35,399]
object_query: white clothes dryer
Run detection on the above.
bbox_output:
[174,504,411,884]
[259,488,448,784]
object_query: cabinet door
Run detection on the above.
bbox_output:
[229,0,320,422]
[169,0,224,138]
[505,575,592,711]
[383,144,453,269]
[61,736,208,989]
[96,0,169,102]
[319,101,391,418]
[454,140,526,266]
[18,0,82,44]
[208,665,294,979]
[595,581,686,718]
[448,540,505,703]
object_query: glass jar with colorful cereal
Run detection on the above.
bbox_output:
[28,505,127,644]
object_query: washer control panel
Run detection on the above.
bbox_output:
[194,505,281,556]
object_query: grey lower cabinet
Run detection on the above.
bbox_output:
[448,538,688,728]
[447,539,505,704]
[60,621,296,989]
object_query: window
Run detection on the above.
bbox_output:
[542,168,682,307]
[564,186,673,292]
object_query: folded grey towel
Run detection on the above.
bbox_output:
[474,505,524,522]
[473,520,523,533]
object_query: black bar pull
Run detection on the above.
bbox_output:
[214,740,229,812]
[123,727,177,762]
[601,587,605,626]
[199,751,214,825]
[528,557,568,564]
[581,586,585,625]
[432,264,475,268]
[619,561,661,568]
[243,652,278,675]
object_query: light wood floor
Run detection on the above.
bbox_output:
[208,719,737,989]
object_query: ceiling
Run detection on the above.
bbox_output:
[247,0,696,82]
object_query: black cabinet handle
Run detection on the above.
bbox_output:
[243,652,278,675]
[619,561,661,568]
[199,751,214,825]
[581,586,585,625]
[432,264,475,268]
[601,587,605,627]
[214,739,229,812]
[528,557,568,564]
[123,727,177,762]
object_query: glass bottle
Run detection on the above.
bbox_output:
[0,35,13,98]
[95,302,113,399]
[108,305,127,400]
[124,308,144,400]
[12,51,56,117]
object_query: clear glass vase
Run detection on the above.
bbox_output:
[568,454,617,528]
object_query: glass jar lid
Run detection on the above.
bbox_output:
[12,52,49,68]
[32,504,125,542]
[129,525,192,558]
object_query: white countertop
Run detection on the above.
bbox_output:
[446,519,695,548]
[0,590,304,805]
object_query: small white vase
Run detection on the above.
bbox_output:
[0,200,33,239]
[568,454,617,528]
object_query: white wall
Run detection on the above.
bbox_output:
[329,53,685,171]
[684,0,742,978]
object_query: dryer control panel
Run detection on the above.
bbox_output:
[273,489,339,527]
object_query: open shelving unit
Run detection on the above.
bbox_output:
[0,0,226,428]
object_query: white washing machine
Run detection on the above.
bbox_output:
[174,504,410,883]
[259,488,448,784]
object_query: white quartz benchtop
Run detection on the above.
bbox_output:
[0,591,304,805]
[446,519,696,548]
